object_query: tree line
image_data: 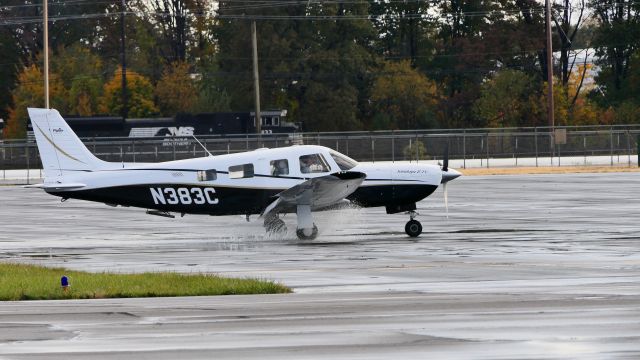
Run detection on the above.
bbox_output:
[1,0,639,139]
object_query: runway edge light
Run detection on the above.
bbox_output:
[61,275,69,292]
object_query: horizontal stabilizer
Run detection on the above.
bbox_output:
[23,183,86,191]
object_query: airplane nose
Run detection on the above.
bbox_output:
[441,168,462,184]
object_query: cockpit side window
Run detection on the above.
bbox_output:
[330,152,358,171]
[299,154,330,174]
[197,169,217,181]
[228,163,254,179]
[270,159,289,176]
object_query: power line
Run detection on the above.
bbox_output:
[1,0,638,26]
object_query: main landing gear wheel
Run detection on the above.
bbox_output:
[405,220,422,237]
[296,224,318,240]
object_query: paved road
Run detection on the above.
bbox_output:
[1,173,640,359]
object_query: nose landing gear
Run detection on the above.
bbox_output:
[405,211,422,237]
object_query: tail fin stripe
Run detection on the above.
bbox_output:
[34,122,86,164]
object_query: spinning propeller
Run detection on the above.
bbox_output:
[440,142,461,218]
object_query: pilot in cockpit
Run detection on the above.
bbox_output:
[271,159,289,176]
[300,156,313,173]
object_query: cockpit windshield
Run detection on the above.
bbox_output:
[330,151,358,171]
[299,154,331,174]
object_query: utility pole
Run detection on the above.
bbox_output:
[545,0,555,162]
[43,0,49,109]
[251,20,261,137]
[121,0,128,119]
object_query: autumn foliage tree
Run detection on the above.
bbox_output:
[100,67,158,117]
[4,65,66,139]
[474,70,542,128]
[371,61,439,129]
[53,45,105,116]
[155,61,198,116]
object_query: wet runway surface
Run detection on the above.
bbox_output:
[1,173,640,359]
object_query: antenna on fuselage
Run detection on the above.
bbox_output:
[192,135,213,157]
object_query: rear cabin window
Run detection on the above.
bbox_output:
[197,169,217,181]
[270,159,289,176]
[330,152,358,171]
[299,154,330,174]
[228,163,254,179]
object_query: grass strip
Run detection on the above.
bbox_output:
[0,263,291,301]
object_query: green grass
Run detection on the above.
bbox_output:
[0,263,291,301]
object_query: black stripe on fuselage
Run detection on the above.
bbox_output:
[47,183,438,215]
[49,184,281,215]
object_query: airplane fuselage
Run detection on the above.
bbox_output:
[27,107,461,238]
[46,146,441,216]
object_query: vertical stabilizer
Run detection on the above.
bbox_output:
[28,108,107,178]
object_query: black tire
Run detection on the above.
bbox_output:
[266,218,287,234]
[296,224,318,240]
[405,220,422,237]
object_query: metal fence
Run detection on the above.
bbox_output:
[2,127,640,178]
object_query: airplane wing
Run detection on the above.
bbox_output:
[262,171,366,217]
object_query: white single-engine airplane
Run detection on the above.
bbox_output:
[27,108,461,240]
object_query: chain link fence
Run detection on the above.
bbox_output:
[2,126,640,182]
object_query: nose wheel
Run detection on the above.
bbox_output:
[405,211,422,237]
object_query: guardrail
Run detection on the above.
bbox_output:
[1,128,639,180]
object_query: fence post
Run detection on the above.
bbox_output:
[610,130,614,166]
[2,142,5,181]
[416,135,419,163]
[462,130,466,169]
[486,133,489,168]
[617,133,621,164]
[391,135,395,163]
[627,131,631,167]
[371,136,375,163]
[515,136,518,167]
[535,128,538,167]
[132,140,136,163]
[480,137,483,167]
[26,141,30,185]
[409,138,412,163]
[558,141,561,167]
[346,136,349,156]
[583,134,587,166]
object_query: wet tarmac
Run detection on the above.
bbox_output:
[1,173,640,359]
